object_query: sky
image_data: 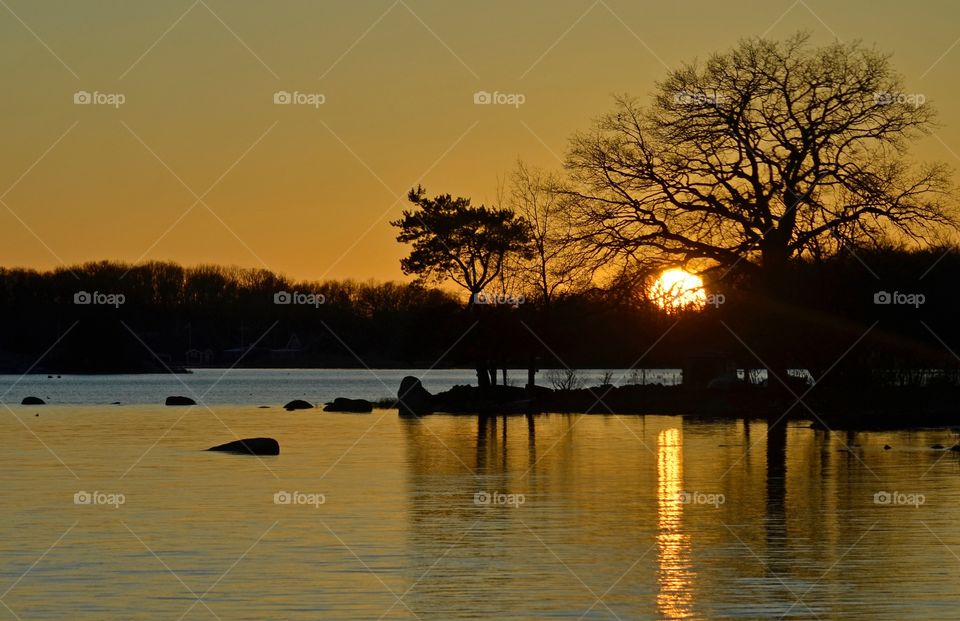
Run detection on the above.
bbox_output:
[1,0,959,282]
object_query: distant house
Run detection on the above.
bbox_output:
[270,333,304,358]
[285,334,302,351]
[185,348,215,366]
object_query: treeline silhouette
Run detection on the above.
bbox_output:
[0,261,461,372]
[0,248,957,380]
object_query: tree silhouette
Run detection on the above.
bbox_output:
[392,186,532,388]
[565,33,955,285]
[506,161,591,309]
[392,186,532,306]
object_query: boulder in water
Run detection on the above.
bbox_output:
[397,376,433,416]
[323,398,373,413]
[21,396,45,405]
[165,396,196,406]
[284,399,313,411]
[207,437,279,456]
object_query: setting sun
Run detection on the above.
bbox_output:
[650,269,706,311]
[2,5,957,617]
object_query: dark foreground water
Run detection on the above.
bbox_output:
[2,371,959,619]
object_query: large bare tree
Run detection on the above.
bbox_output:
[565,33,954,286]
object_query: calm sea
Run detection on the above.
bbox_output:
[1,370,958,619]
[0,368,682,407]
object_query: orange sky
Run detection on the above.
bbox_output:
[2,0,959,281]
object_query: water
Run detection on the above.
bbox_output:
[2,371,960,619]
[0,368,682,407]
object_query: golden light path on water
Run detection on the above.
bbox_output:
[4,395,960,619]
[657,427,696,619]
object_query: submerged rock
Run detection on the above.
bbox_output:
[283,399,313,411]
[949,445,960,452]
[207,437,280,456]
[883,445,892,450]
[21,396,45,405]
[398,376,433,416]
[165,396,196,406]
[324,398,373,413]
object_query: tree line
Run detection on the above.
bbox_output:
[1,244,958,382]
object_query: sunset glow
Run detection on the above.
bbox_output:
[650,269,706,311]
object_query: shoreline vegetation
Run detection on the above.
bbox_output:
[2,244,959,377]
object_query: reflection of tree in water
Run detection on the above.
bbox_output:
[396,414,542,618]
[474,414,539,473]
[656,427,696,619]
[763,419,792,605]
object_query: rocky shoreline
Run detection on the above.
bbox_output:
[17,380,960,461]
[393,376,960,430]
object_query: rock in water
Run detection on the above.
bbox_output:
[323,398,374,413]
[165,396,196,406]
[283,399,313,411]
[397,376,433,416]
[21,396,45,405]
[207,438,280,456]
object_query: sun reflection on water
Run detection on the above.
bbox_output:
[656,427,697,619]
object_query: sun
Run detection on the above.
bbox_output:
[650,269,706,311]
